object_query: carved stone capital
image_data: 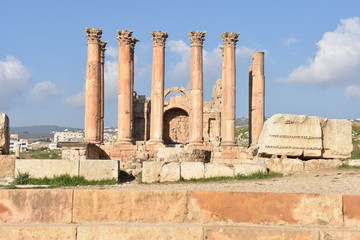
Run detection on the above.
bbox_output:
[117,30,134,46]
[221,32,240,47]
[100,41,108,51]
[188,31,206,47]
[130,37,140,48]
[85,28,102,44]
[151,31,168,47]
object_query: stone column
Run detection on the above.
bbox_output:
[117,30,134,144]
[250,51,265,145]
[220,32,240,146]
[84,28,102,143]
[189,31,206,145]
[130,37,139,136]
[149,31,168,144]
[99,41,108,144]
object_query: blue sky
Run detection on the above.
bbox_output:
[0,0,360,128]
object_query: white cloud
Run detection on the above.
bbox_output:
[63,90,85,107]
[345,85,360,99]
[0,56,31,109]
[29,81,59,102]
[105,45,118,58]
[282,36,299,47]
[104,59,118,102]
[279,17,360,86]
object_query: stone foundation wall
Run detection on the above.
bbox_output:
[0,188,359,239]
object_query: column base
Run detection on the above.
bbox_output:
[116,138,133,145]
[147,139,164,146]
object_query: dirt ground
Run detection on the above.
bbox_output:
[76,168,360,195]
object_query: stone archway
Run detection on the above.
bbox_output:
[163,108,189,144]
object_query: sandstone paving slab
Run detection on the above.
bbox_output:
[72,189,188,223]
[77,225,203,240]
[15,159,79,178]
[0,189,73,223]
[0,225,77,240]
[187,191,343,227]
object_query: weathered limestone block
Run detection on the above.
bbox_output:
[304,159,342,171]
[322,119,353,159]
[265,157,304,174]
[15,159,79,178]
[79,160,119,180]
[258,114,323,158]
[348,159,360,166]
[142,161,163,183]
[160,162,180,182]
[204,163,234,178]
[258,114,353,159]
[181,162,205,180]
[73,189,188,223]
[234,163,267,176]
[0,155,16,178]
[0,113,9,155]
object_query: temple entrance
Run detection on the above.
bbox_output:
[163,108,189,144]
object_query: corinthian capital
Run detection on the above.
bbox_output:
[188,31,206,47]
[85,28,102,43]
[151,31,168,47]
[221,32,240,47]
[130,37,140,48]
[117,30,134,46]
[100,41,108,51]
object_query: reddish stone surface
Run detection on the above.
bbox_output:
[188,191,342,226]
[0,189,73,223]
[344,195,360,229]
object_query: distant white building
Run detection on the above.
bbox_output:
[53,131,84,143]
[9,138,28,153]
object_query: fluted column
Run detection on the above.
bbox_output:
[250,51,265,145]
[220,32,240,146]
[117,30,134,144]
[149,31,168,144]
[189,31,206,145]
[99,41,108,144]
[84,28,102,143]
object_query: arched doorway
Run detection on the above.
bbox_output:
[163,108,189,144]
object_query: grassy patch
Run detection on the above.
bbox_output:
[338,164,360,170]
[13,172,118,187]
[20,149,61,159]
[181,171,283,183]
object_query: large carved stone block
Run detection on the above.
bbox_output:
[0,113,9,155]
[258,114,352,159]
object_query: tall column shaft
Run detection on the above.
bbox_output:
[250,51,265,145]
[84,28,102,143]
[221,32,240,146]
[189,31,206,145]
[99,41,108,144]
[149,31,168,144]
[117,30,136,144]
